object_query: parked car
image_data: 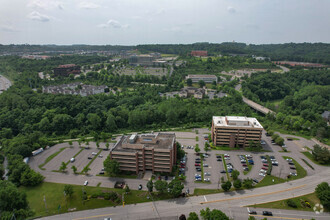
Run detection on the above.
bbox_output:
[204,178,210,182]
[249,210,257,214]
[288,162,294,165]
[259,173,266,177]
[290,172,297,176]
[220,170,226,173]
[138,184,142,190]
[99,171,104,175]
[216,155,222,158]
[262,167,268,170]
[87,157,92,159]
[92,152,97,155]
[260,169,267,173]
[263,163,269,167]
[204,172,211,176]
[195,163,201,166]
[98,155,103,158]
[228,169,233,173]
[203,164,209,167]
[290,167,296,170]
[70,158,75,163]
[217,158,222,161]
[244,167,249,171]
[286,158,293,162]
[84,180,88,186]
[262,211,273,216]
[196,167,201,171]
[253,179,259,183]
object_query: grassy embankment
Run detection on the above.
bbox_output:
[282,156,307,180]
[21,182,172,218]
[302,151,330,167]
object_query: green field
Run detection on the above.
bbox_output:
[302,151,330,166]
[193,188,223,196]
[252,193,324,212]
[21,182,171,217]
[255,175,286,188]
[282,156,307,180]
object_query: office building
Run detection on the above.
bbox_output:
[211,116,263,148]
[186,74,217,83]
[110,133,177,174]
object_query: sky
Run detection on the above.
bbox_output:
[0,0,329,45]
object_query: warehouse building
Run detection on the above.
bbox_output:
[211,116,263,148]
[110,133,177,174]
[186,74,217,83]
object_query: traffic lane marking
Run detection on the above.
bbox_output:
[200,184,306,204]
[72,213,115,220]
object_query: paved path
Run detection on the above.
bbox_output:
[0,74,12,94]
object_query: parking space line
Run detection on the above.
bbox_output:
[200,184,306,204]
[204,196,207,202]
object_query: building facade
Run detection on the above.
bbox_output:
[191,50,208,57]
[211,116,263,148]
[186,74,217,83]
[54,64,81,76]
[110,133,177,174]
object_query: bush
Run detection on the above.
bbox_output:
[286,199,297,208]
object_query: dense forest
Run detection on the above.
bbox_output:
[243,70,330,142]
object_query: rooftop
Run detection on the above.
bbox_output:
[213,116,263,129]
[187,74,217,78]
[112,133,176,153]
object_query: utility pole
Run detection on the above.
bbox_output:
[43,195,48,213]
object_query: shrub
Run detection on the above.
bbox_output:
[286,199,297,208]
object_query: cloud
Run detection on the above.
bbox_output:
[163,26,182,32]
[97,19,129,29]
[79,2,100,9]
[27,11,51,22]
[0,25,19,32]
[227,6,236,14]
[28,0,63,10]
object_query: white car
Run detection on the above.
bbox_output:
[204,172,211,176]
[92,152,97,155]
[259,173,266,177]
[84,180,88,186]
[290,172,297,176]
[260,169,267,173]
[204,178,210,182]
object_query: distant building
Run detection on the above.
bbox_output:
[129,53,164,66]
[54,64,81,76]
[161,87,226,100]
[211,116,263,148]
[42,82,109,96]
[110,133,177,174]
[22,55,50,60]
[179,87,205,99]
[322,111,330,123]
[191,51,208,57]
[272,61,327,68]
[186,74,217,83]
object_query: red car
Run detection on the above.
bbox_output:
[180,165,185,168]
[242,164,247,167]
[263,163,269,167]
[195,163,201,166]
[262,167,268,170]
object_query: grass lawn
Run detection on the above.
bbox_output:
[302,151,330,167]
[282,156,307,180]
[21,182,172,218]
[252,193,326,212]
[255,175,286,188]
[194,188,223,196]
[38,147,67,170]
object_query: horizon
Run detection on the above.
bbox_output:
[1,0,330,45]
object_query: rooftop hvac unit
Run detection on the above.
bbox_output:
[129,134,138,144]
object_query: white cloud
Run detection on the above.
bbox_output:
[0,25,19,32]
[27,11,51,22]
[79,2,100,9]
[28,0,63,10]
[97,19,129,29]
[227,6,236,14]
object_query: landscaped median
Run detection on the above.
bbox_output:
[221,154,230,181]
[282,156,307,180]
[251,193,323,212]
[65,148,84,165]
[38,147,67,170]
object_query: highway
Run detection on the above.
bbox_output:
[0,74,12,94]
[39,167,330,220]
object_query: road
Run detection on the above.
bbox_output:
[0,74,12,94]
[235,84,275,115]
[40,166,330,219]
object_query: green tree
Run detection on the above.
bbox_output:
[195,145,200,154]
[315,182,330,209]
[71,165,77,174]
[200,208,229,220]
[64,185,74,197]
[155,180,168,194]
[105,143,110,150]
[312,145,330,165]
[221,181,232,192]
[243,178,254,189]
[59,162,67,172]
[125,185,131,194]
[147,180,153,192]
[20,169,44,186]
[187,212,199,220]
[248,216,257,220]
[68,141,73,147]
[82,166,91,175]
[0,180,29,213]
[198,80,205,88]
[231,170,240,180]
[103,157,120,175]
[168,179,184,197]
[187,78,193,86]
[233,179,242,189]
